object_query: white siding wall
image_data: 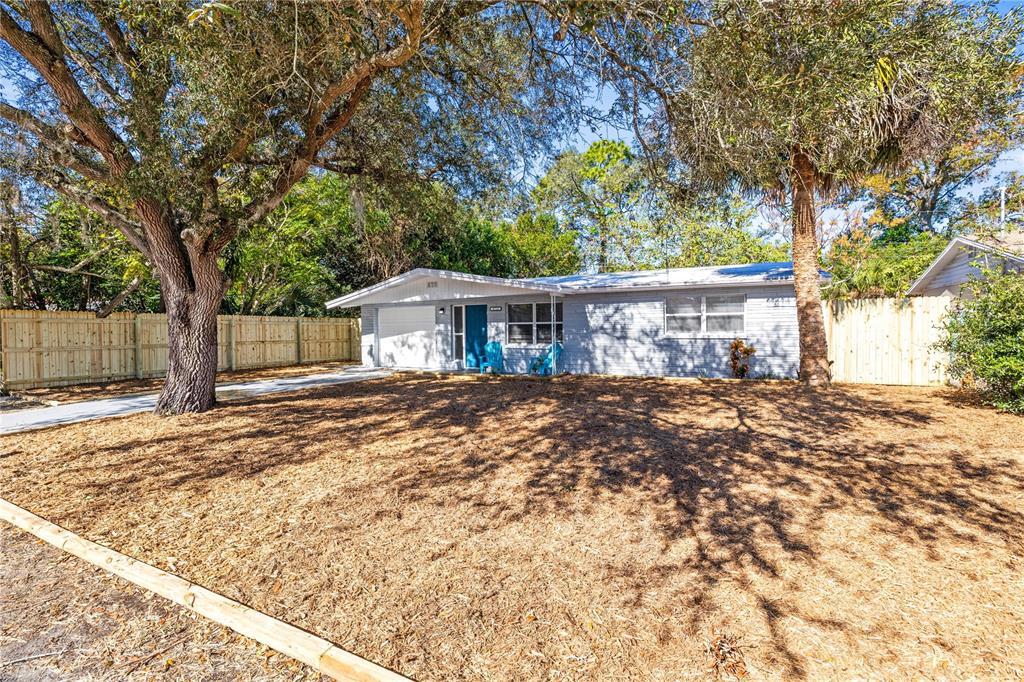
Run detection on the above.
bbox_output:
[562,285,799,378]
[919,249,977,296]
[360,284,799,377]
[360,305,375,366]
[917,246,1024,296]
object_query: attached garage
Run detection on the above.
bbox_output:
[376,306,439,369]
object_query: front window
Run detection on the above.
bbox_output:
[666,294,744,335]
[705,294,744,332]
[506,302,563,345]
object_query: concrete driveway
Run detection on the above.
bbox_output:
[0,367,391,435]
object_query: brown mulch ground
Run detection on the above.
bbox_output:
[0,525,318,681]
[12,361,357,406]
[1,374,1022,680]
[0,395,46,412]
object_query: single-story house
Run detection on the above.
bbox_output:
[326,262,823,379]
[907,231,1024,297]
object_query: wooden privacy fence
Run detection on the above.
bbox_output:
[823,296,952,386]
[0,310,361,390]
[2,298,952,390]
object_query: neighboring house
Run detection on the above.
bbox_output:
[907,232,1024,297]
[326,262,825,379]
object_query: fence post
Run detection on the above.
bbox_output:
[350,317,358,360]
[356,317,364,360]
[229,316,237,371]
[133,314,143,379]
[35,314,44,384]
[0,312,7,389]
[295,318,303,365]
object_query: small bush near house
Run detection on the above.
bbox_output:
[730,339,756,378]
[938,271,1024,414]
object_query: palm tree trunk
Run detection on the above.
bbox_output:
[790,149,831,385]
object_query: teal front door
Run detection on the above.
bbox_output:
[464,305,488,368]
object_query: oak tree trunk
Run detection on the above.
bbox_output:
[154,277,223,414]
[790,149,831,385]
[141,206,229,415]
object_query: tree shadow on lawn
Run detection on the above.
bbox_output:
[372,378,1024,676]
[11,374,1024,679]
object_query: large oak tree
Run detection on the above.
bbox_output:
[0,0,577,413]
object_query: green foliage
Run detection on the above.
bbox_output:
[824,230,947,299]
[431,218,518,278]
[938,270,1024,414]
[669,222,788,268]
[223,173,583,315]
[535,140,785,271]
[1,197,160,312]
[851,122,1024,235]
[5,170,584,317]
[666,1,1023,193]
[534,140,649,270]
[221,190,342,317]
[504,213,582,277]
[666,195,789,268]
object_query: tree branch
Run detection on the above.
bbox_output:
[64,41,129,108]
[0,3,132,175]
[96,275,142,318]
[0,104,112,181]
[311,2,425,142]
[45,176,151,258]
[31,263,106,278]
[241,76,372,229]
[86,2,137,68]
[238,3,428,230]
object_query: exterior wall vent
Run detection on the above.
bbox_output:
[426,281,438,289]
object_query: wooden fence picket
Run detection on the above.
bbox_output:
[821,296,952,386]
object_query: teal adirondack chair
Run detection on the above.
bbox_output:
[529,342,563,376]
[480,341,504,374]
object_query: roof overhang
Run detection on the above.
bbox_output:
[327,265,827,309]
[325,268,569,309]
[906,236,1024,296]
[556,278,806,295]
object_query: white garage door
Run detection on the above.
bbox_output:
[377,306,438,368]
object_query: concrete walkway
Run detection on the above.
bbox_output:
[0,367,391,435]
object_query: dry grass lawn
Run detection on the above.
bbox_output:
[1,374,1022,680]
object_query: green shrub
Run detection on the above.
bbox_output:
[938,270,1024,414]
[729,338,756,378]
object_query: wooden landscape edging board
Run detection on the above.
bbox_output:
[0,497,411,682]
